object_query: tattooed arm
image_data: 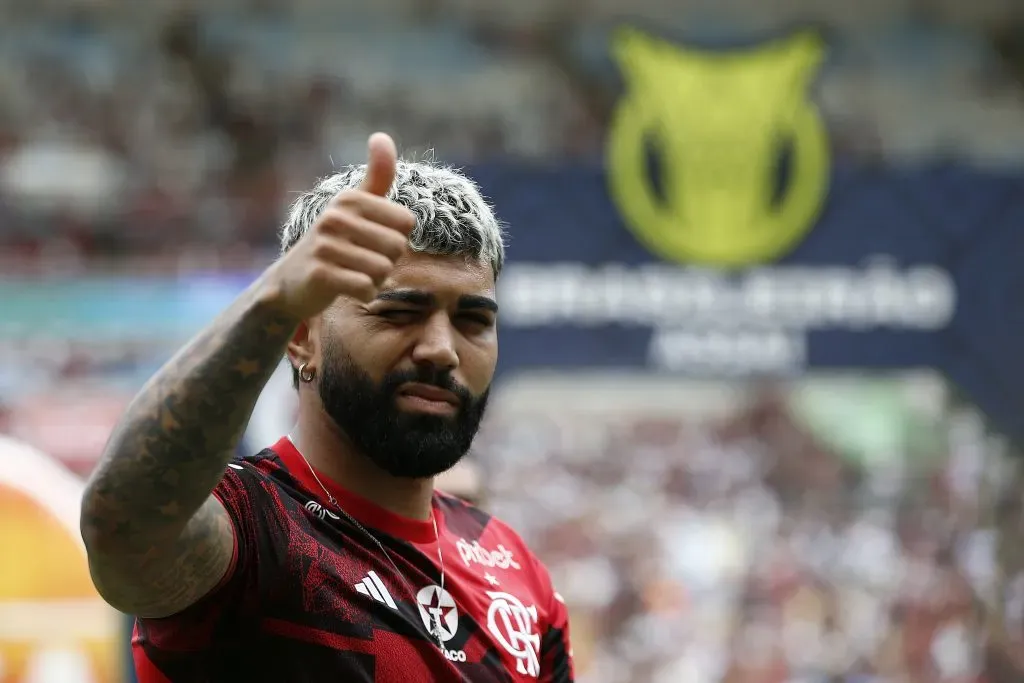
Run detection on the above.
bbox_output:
[80,285,298,618]
[80,133,413,618]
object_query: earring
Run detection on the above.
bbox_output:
[298,362,316,383]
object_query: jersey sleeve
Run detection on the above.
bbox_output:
[207,463,265,609]
[532,555,576,683]
[133,463,268,675]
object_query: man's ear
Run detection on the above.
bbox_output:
[287,316,322,387]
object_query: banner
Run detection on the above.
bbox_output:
[473,30,1024,440]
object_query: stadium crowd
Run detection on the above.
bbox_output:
[476,380,1024,683]
[0,0,1022,262]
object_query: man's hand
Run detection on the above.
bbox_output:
[265,133,416,317]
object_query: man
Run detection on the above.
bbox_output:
[80,133,574,682]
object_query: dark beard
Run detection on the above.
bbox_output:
[317,340,490,479]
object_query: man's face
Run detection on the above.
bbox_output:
[313,252,498,479]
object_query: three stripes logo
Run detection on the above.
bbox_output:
[354,571,398,610]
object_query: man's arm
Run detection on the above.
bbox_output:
[80,288,297,617]
[80,133,415,619]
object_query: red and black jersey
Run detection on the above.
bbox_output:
[132,437,574,683]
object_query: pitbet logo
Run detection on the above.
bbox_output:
[606,28,830,266]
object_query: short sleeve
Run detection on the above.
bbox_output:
[209,463,265,599]
[134,464,267,658]
[532,555,576,683]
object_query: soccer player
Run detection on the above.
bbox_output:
[80,133,574,682]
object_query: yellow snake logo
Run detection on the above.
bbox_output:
[607,28,830,266]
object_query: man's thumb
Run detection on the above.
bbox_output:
[358,132,398,197]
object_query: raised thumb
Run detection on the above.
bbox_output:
[358,132,398,197]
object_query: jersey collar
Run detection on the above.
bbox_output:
[271,437,439,544]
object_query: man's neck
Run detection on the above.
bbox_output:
[289,409,435,522]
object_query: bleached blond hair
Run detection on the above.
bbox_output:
[280,160,505,276]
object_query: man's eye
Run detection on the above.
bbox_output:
[459,313,494,327]
[379,310,419,320]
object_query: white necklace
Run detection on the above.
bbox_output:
[286,437,449,649]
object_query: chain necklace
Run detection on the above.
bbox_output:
[286,436,449,649]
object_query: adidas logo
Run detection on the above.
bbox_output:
[354,571,398,610]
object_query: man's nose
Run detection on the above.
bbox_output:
[410,313,459,372]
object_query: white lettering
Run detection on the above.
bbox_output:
[444,648,467,662]
[498,260,956,331]
[649,329,805,374]
[456,539,522,570]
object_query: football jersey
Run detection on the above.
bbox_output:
[132,437,574,682]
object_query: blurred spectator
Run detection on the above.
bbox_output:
[0,1,1022,262]
[474,377,1024,683]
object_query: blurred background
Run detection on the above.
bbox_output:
[2,0,1024,681]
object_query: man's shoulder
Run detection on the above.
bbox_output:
[214,447,309,516]
[233,445,283,471]
[435,492,549,581]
